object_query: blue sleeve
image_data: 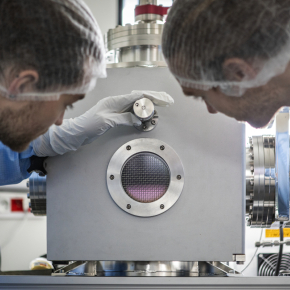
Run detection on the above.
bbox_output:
[0,142,35,186]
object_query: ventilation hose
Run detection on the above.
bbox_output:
[275,222,284,276]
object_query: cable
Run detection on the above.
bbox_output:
[275,222,284,276]
[241,228,263,273]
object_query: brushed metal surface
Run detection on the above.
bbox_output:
[133,98,155,121]
[46,67,245,262]
[105,23,166,68]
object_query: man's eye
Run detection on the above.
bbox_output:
[66,104,74,111]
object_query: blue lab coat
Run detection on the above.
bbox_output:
[0,142,34,186]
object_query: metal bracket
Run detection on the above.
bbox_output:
[232,254,246,265]
[52,261,86,276]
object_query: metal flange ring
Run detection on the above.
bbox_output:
[107,138,184,217]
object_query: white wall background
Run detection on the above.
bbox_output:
[83,0,118,35]
[0,192,47,271]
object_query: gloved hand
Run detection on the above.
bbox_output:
[32,91,174,157]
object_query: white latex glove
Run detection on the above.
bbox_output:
[32,91,174,157]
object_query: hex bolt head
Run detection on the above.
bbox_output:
[160,204,164,209]
[160,145,165,151]
[126,145,131,151]
[151,120,156,125]
[110,175,115,180]
[177,175,182,180]
[127,204,131,209]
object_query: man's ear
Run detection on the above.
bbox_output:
[8,70,39,95]
[222,58,257,82]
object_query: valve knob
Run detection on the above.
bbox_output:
[133,98,155,122]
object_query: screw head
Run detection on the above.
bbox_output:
[126,145,131,151]
[177,175,182,180]
[151,120,156,125]
[160,145,165,151]
[110,175,115,180]
[135,103,139,107]
[160,204,164,209]
[127,204,131,209]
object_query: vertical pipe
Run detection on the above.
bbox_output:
[118,0,123,26]
[275,108,290,221]
[275,222,284,276]
[139,0,158,5]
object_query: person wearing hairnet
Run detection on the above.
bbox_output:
[162,0,290,129]
[0,0,173,186]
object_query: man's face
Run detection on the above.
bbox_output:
[0,94,85,152]
[179,62,290,128]
[181,86,284,128]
